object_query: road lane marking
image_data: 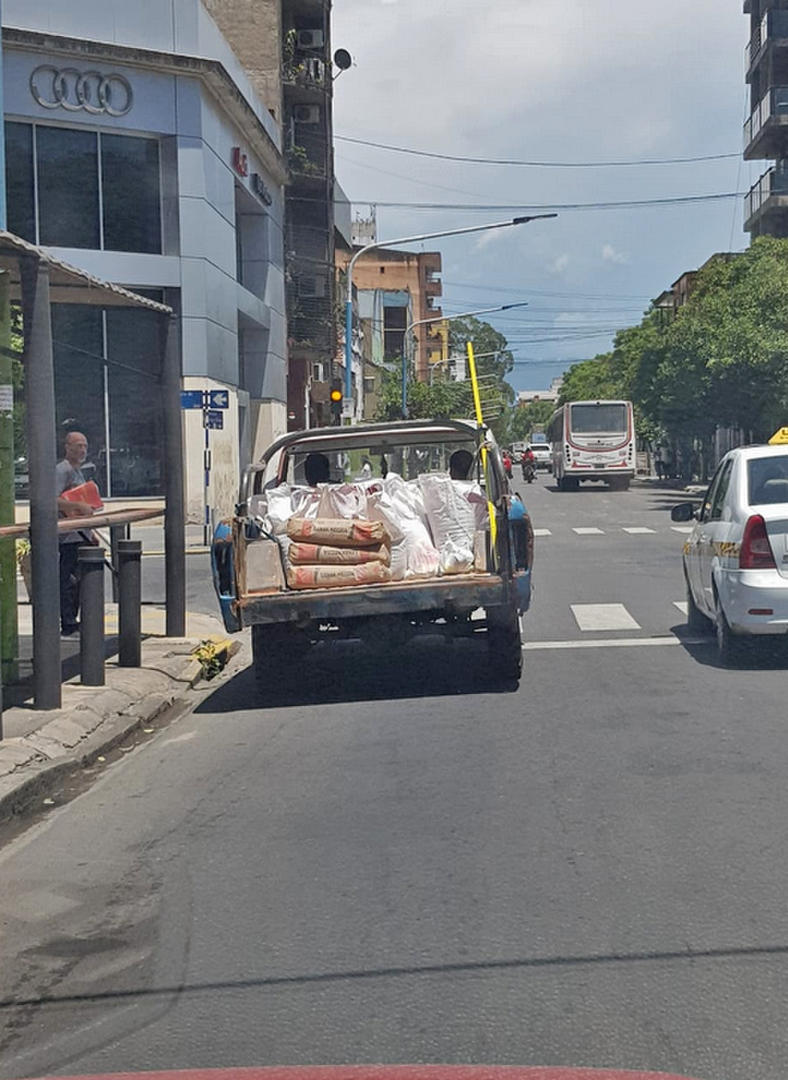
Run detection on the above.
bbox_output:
[573,527,604,535]
[524,635,707,651]
[571,603,641,631]
[623,527,655,534]
[673,601,689,615]
[533,528,552,537]
[671,525,694,534]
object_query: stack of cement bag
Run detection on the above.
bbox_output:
[256,472,488,590]
[285,517,391,590]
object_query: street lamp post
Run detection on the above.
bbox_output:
[401,302,529,418]
[343,214,556,414]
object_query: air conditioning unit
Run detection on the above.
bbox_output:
[297,29,324,49]
[293,104,321,125]
[299,275,327,299]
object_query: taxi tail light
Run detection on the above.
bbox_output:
[739,514,776,570]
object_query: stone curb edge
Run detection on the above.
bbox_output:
[0,640,244,824]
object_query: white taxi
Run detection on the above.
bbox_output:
[672,444,788,665]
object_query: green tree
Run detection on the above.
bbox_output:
[509,399,556,443]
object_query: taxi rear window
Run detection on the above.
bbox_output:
[748,455,788,505]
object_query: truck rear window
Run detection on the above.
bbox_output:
[748,455,788,505]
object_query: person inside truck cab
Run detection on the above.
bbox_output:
[304,452,331,486]
[449,449,474,480]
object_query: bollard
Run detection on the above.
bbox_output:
[117,540,142,668]
[78,545,105,686]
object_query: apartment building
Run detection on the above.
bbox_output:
[743,0,788,236]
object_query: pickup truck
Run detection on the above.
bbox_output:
[211,419,532,689]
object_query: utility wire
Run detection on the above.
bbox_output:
[349,192,743,213]
[335,134,740,169]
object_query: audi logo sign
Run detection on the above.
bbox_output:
[30,65,134,117]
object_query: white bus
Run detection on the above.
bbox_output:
[547,400,636,491]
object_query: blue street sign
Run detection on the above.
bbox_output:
[205,409,224,430]
[208,389,229,409]
[181,390,204,409]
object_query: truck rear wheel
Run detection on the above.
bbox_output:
[487,605,523,684]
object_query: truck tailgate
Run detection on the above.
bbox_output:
[238,572,519,627]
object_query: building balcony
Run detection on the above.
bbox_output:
[747,9,788,73]
[282,57,329,101]
[744,164,788,231]
[744,85,788,158]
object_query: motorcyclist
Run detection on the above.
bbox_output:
[521,445,536,481]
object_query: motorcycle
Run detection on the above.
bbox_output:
[521,459,536,484]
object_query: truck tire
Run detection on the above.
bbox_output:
[252,624,309,686]
[487,605,523,684]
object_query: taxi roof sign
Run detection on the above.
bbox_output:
[769,427,788,445]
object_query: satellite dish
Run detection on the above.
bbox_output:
[334,48,352,71]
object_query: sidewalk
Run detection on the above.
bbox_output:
[0,605,248,821]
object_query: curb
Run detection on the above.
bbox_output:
[0,637,245,824]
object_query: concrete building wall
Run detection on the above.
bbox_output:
[202,0,283,122]
[337,247,443,382]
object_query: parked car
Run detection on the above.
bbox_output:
[671,444,788,665]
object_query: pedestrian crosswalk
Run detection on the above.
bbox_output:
[570,603,641,631]
[522,597,703,652]
[532,525,692,538]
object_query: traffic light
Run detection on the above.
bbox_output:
[330,381,343,425]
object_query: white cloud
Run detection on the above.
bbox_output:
[602,243,629,264]
[548,254,571,276]
[600,244,630,264]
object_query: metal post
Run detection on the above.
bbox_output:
[161,311,185,637]
[109,524,124,602]
[21,258,61,710]
[117,539,141,668]
[78,545,104,686]
[0,273,17,693]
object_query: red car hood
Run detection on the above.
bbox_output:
[29,1066,704,1080]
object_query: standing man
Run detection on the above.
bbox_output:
[56,431,94,636]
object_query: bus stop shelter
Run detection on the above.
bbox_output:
[0,231,185,711]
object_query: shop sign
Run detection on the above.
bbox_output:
[30,65,133,117]
[231,146,249,177]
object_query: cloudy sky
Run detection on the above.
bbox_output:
[332,0,752,390]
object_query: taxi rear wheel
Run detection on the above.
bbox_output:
[685,572,710,634]
[715,594,747,667]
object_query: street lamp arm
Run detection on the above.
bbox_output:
[344,212,556,409]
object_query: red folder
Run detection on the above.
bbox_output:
[60,481,104,510]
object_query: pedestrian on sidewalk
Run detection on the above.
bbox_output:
[56,431,95,636]
[654,448,664,481]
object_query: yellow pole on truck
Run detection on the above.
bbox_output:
[466,341,497,550]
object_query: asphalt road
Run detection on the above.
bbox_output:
[2,478,788,1080]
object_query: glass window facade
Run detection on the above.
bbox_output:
[37,126,100,249]
[101,133,162,253]
[5,122,35,243]
[4,122,161,253]
[49,299,164,498]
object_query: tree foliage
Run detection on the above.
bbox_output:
[375,315,516,444]
[558,237,788,452]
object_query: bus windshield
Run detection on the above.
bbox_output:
[570,403,628,435]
